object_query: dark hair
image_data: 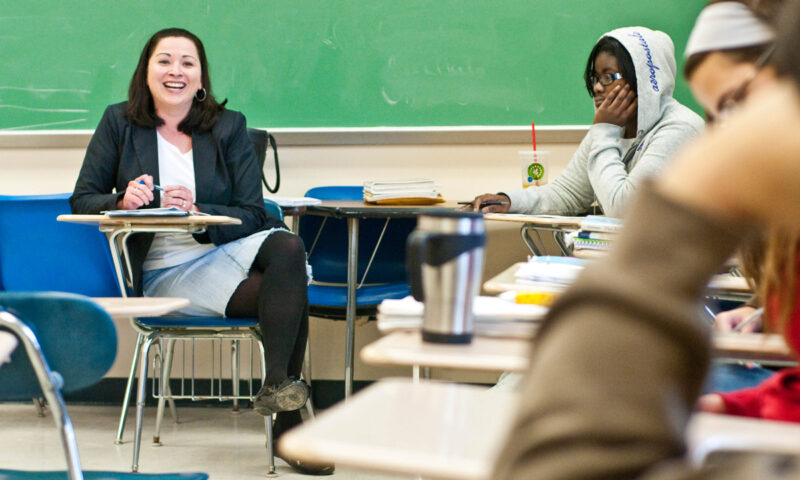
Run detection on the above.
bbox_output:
[684,0,785,80]
[584,36,637,97]
[126,28,226,134]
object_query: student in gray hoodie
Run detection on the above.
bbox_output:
[467,27,704,219]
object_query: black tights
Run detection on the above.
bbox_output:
[225,231,308,387]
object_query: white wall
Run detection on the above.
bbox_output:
[0,134,580,384]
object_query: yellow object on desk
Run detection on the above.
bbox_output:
[514,291,558,306]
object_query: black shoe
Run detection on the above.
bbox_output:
[254,378,309,416]
[276,447,335,476]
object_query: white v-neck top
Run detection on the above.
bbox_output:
[143,131,214,271]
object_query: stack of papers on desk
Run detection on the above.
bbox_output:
[363,178,445,204]
[264,196,322,207]
[515,256,588,285]
[104,207,207,217]
[377,295,546,338]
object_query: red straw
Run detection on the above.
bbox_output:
[531,122,537,151]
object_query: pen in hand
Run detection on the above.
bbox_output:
[733,307,764,332]
[139,179,164,191]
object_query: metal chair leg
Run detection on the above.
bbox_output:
[153,338,176,445]
[132,335,155,472]
[32,397,46,417]
[302,338,315,419]
[116,332,144,444]
[255,338,275,474]
[231,339,240,414]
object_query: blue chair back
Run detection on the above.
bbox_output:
[299,186,416,284]
[0,194,120,297]
[263,198,284,222]
[0,291,117,399]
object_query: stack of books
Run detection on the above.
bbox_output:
[572,215,622,257]
[363,178,445,205]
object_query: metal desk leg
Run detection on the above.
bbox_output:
[520,224,543,256]
[553,230,572,256]
[345,217,359,399]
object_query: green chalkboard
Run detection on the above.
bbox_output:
[0,1,705,130]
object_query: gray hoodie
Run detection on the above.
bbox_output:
[506,27,704,218]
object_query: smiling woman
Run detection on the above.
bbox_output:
[68,27,333,475]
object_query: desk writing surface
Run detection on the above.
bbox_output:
[307,200,460,219]
[483,213,584,227]
[91,297,190,319]
[485,262,753,297]
[361,329,531,372]
[279,378,519,480]
[0,332,18,367]
[688,412,800,465]
[57,214,240,227]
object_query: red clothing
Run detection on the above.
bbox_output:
[718,256,800,421]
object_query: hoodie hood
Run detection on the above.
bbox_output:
[602,27,677,136]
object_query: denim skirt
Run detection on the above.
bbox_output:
[142,228,304,316]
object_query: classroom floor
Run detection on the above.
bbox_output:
[0,403,412,479]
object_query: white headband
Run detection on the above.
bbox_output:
[685,2,775,58]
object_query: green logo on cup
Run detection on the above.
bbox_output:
[527,163,545,181]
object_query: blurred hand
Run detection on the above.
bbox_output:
[594,84,637,127]
[460,193,511,213]
[696,393,727,414]
[714,305,762,333]
[117,175,155,210]
[163,185,198,212]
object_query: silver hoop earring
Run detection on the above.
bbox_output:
[195,88,207,102]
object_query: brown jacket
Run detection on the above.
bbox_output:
[493,183,800,479]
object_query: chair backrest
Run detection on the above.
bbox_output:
[0,194,121,297]
[263,198,284,222]
[299,186,416,284]
[0,291,117,399]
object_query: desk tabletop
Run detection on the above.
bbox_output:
[282,378,800,479]
[279,378,519,480]
[688,412,800,464]
[483,212,584,227]
[0,331,18,367]
[484,262,752,296]
[713,332,793,363]
[57,214,240,227]
[361,329,531,372]
[306,200,460,218]
[91,297,190,318]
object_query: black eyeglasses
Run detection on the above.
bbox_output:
[589,72,623,87]
[717,45,775,122]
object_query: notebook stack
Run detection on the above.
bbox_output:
[363,178,445,205]
[572,215,623,257]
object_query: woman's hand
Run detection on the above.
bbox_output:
[714,305,762,333]
[460,193,511,213]
[117,175,156,210]
[594,84,637,127]
[162,185,199,212]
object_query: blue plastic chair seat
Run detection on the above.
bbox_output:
[307,283,410,308]
[135,316,259,328]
